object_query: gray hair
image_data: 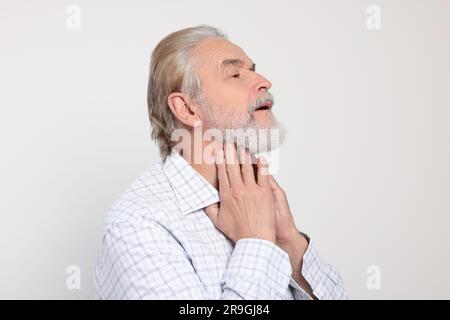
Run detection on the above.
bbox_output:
[147,25,227,160]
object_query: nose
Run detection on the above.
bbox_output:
[255,73,272,93]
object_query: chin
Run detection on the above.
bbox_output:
[234,127,285,156]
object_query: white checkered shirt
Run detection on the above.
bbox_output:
[94,150,347,300]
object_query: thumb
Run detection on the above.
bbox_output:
[204,203,220,226]
[269,175,279,190]
[269,175,286,199]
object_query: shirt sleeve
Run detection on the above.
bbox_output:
[94,216,293,300]
[288,233,348,300]
[222,238,294,299]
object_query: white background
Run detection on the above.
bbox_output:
[0,0,449,299]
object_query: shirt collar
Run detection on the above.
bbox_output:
[162,150,220,216]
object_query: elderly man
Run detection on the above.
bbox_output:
[94,25,347,300]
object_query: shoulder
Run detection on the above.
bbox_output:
[101,160,177,234]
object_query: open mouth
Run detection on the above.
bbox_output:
[254,100,273,112]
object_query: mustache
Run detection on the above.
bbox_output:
[249,92,275,113]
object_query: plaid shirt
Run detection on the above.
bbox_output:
[94,150,347,300]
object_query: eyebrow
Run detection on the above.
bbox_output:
[220,59,256,72]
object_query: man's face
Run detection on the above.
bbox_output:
[192,37,285,154]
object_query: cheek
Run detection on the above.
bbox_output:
[224,88,251,111]
[208,82,252,113]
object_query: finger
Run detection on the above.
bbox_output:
[216,149,230,191]
[269,175,287,199]
[269,175,280,190]
[239,147,257,186]
[204,203,219,226]
[224,142,243,188]
[257,156,270,187]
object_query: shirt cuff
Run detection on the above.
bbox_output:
[222,238,293,299]
[288,232,314,300]
[290,233,347,300]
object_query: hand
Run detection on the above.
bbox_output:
[204,143,276,243]
[268,175,314,298]
[268,175,300,244]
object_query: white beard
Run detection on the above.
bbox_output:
[196,96,286,156]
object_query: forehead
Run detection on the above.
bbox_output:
[192,38,253,74]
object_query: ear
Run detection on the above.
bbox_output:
[167,92,201,129]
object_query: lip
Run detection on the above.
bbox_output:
[255,100,273,111]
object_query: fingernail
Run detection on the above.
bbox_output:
[259,156,267,165]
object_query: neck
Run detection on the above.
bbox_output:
[180,138,219,191]
[192,159,219,190]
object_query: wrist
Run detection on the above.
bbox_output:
[259,233,276,244]
[276,226,301,246]
[276,229,309,261]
